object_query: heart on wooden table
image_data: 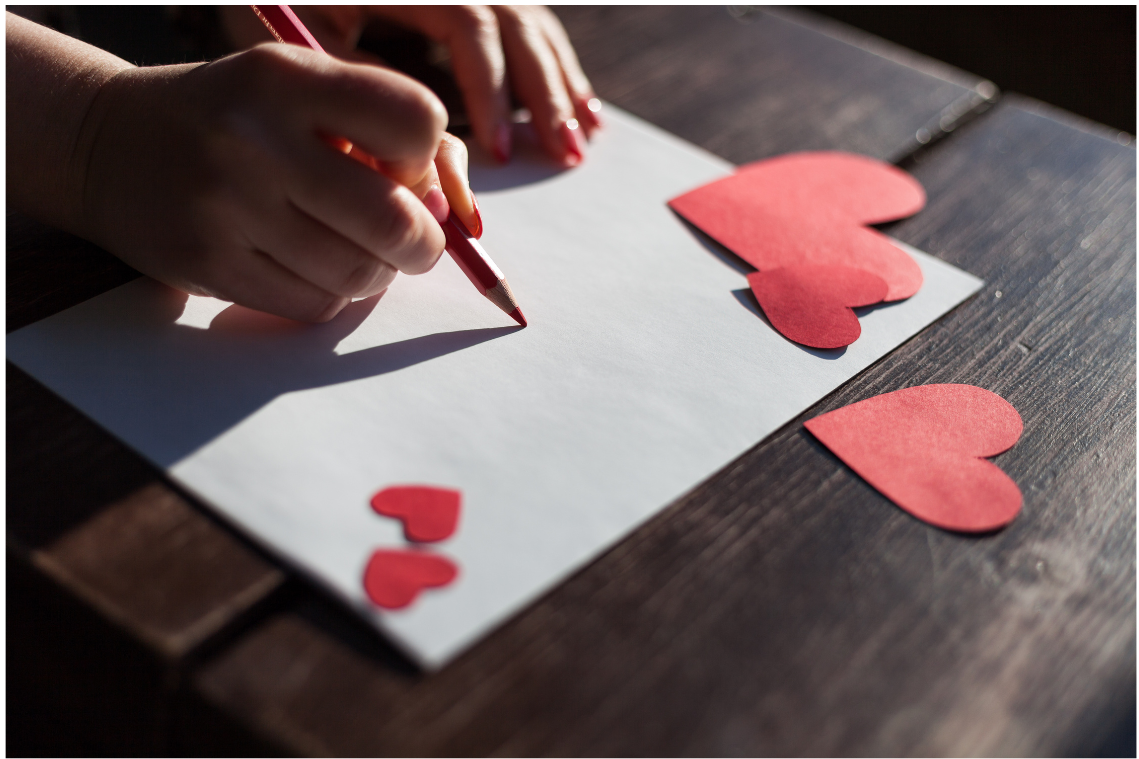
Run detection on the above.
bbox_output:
[804,384,1024,532]
[371,485,461,543]
[363,550,459,609]
[747,265,889,349]
[669,152,926,347]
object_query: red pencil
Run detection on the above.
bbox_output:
[250,5,527,327]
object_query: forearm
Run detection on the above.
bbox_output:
[6,12,133,232]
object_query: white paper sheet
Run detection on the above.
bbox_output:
[7,107,982,667]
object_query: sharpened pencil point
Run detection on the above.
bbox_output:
[508,308,527,327]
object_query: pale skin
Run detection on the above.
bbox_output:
[6,7,599,322]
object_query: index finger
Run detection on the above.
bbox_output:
[274,47,448,188]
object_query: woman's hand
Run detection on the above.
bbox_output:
[80,44,480,322]
[222,5,602,167]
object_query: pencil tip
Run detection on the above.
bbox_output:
[508,308,527,327]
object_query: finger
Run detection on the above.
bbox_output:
[367,6,514,163]
[428,7,512,163]
[493,6,583,167]
[275,47,447,188]
[536,7,603,137]
[434,133,481,237]
[210,247,351,323]
[286,137,446,275]
[406,158,451,226]
[250,201,398,298]
[347,140,449,226]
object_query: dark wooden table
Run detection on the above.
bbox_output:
[8,7,1135,756]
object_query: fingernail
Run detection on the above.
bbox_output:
[494,122,512,164]
[471,194,483,239]
[561,119,584,167]
[423,184,450,224]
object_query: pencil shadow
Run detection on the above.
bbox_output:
[30,281,520,468]
[467,122,572,193]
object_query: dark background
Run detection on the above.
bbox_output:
[9,5,1138,135]
[809,5,1136,134]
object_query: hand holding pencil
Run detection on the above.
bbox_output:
[252,4,526,325]
[6,7,525,324]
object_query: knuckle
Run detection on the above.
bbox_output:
[368,198,418,257]
[340,254,390,296]
[335,69,446,151]
[307,293,349,323]
[374,205,443,276]
[400,87,448,144]
[236,44,291,89]
[403,228,445,275]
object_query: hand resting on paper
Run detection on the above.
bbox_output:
[6,11,480,322]
[220,5,603,167]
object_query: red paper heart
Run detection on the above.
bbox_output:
[747,265,888,349]
[371,485,461,543]
[804,385,1023,532]
[668,152,926,300]
[363,550,458,609]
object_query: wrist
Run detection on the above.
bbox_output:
[5,12,133,235]
[65,63,135,241]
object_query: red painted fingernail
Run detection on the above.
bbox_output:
[561,119,584,167]
[423,184,450,224]
[494,122,512,164]
[471,195,483,239]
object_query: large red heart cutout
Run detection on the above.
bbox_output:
[804,385,1023,532]
[669,152,926,301]
[371,485,461,543]
[363,549,458,609]
[747,265,888,349]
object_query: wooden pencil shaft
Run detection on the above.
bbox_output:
[442,213,501,292]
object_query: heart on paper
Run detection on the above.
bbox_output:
[804,384,1023,532]
[669,152,926,348]
[363,550,458,609]
[669,152,926,301]
[371,485,461,543]
[747,265,888,349]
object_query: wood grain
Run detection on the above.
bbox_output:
[5,220,287,753]
[553,6,994,165]
[7,7,1133,756]
[186,99,1135,756]
[8,356,286,754]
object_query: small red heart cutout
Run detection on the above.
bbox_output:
[804,385,1023,532]
[363,550,458,609]
[371,485,461,543]
[747,265,888,349]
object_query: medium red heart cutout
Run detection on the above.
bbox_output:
[371,485,461,543]
[668,152,926,301]
[747,265,888,349]
[363,550,458,609]
[804,385,1023,532]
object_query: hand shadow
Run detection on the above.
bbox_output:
[112,282,517,467]
[467,122,575,193]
